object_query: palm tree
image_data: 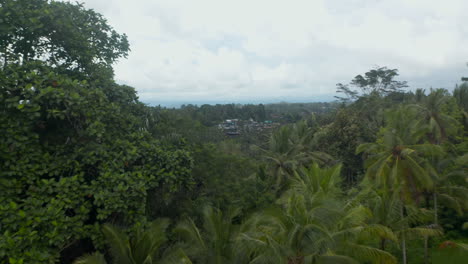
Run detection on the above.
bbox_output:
[411,89,466,223]
[173,206,242,264]
[413,88,426,103]
[453,83,468,112]
[259,121,333,193]
[411,88,458,144]
[453,83,468,131]
[356,108,438,203]
[238,164,397,264]
[74,253,107,264]
[423,153,468,264]
[288,163,343,199]
[426,154,468,226]
[239,194,397,264]
[411,89,467,263]
[73,219,190,264]
[356,107,443,264]
[358,185,442,263]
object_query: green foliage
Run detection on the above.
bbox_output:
[0,60,193,263]
[239,164,397,264]
[336,66,408,102]
[182,143,261,213]
[259,121,333,193]
[410,88,460,144]
[2,1,468,262]
[356,107,441,203]
[453,83,468,112]
[0,0,129,73]
[0,1,192,261]
[174,206,242,264]
[101,220,169,264]
[74,253,107,264]
[312,108,375,185]
[73,220,192,264]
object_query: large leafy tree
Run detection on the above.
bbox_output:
[0,1,193,263]
[0,0,129,73]
[335,66,408,102]
[352,66,408,93]
[312,108,375,186]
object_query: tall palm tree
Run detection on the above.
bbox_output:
[453,83,468,132]
[410,89,466,223]
[356,108,439,203]
[358,185,442,263]
[420,161,466,264]
[411,89,467,263]
[173,206,242,264]
[426,154,468,225]
[411,88,458,144]
[356,107,443,264]
[453,83,468,113]
[413,88,426,103]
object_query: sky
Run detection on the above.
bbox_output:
[80,0,468,106]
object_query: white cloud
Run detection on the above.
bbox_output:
[80,0,468,104]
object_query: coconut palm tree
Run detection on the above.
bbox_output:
[356,107,444,264]
[413,88,426,103]
[410,88,458,144]
[410,89,467,263]
[173,206,243,264]
[426,154,468,226]
[259,121,333,193]
[453,83,468,132]
[288,163,343,199]
[358,184,442,263]
[356,108,439,203]
[453,83,468,114]
[410,89,466,225]
[238,164,397,264]
[74,253,107,264]
[239,194,397,264]
[73,219,190,264]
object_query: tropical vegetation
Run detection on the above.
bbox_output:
[0,1,467,264]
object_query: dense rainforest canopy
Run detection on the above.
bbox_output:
[0,1,467,264]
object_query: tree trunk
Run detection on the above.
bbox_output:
[380,238,386,250]
[433,192,438,226]
[402,233,407,264]
[3,44,7,68]
[288,255,304,264]
[401,204,407,264]
[424,236,429,264]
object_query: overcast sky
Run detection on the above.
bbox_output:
[81,0,468,105]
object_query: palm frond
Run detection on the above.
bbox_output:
[101,224,133,264]
[73,252,107,264]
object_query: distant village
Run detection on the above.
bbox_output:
[218,118,280,136]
